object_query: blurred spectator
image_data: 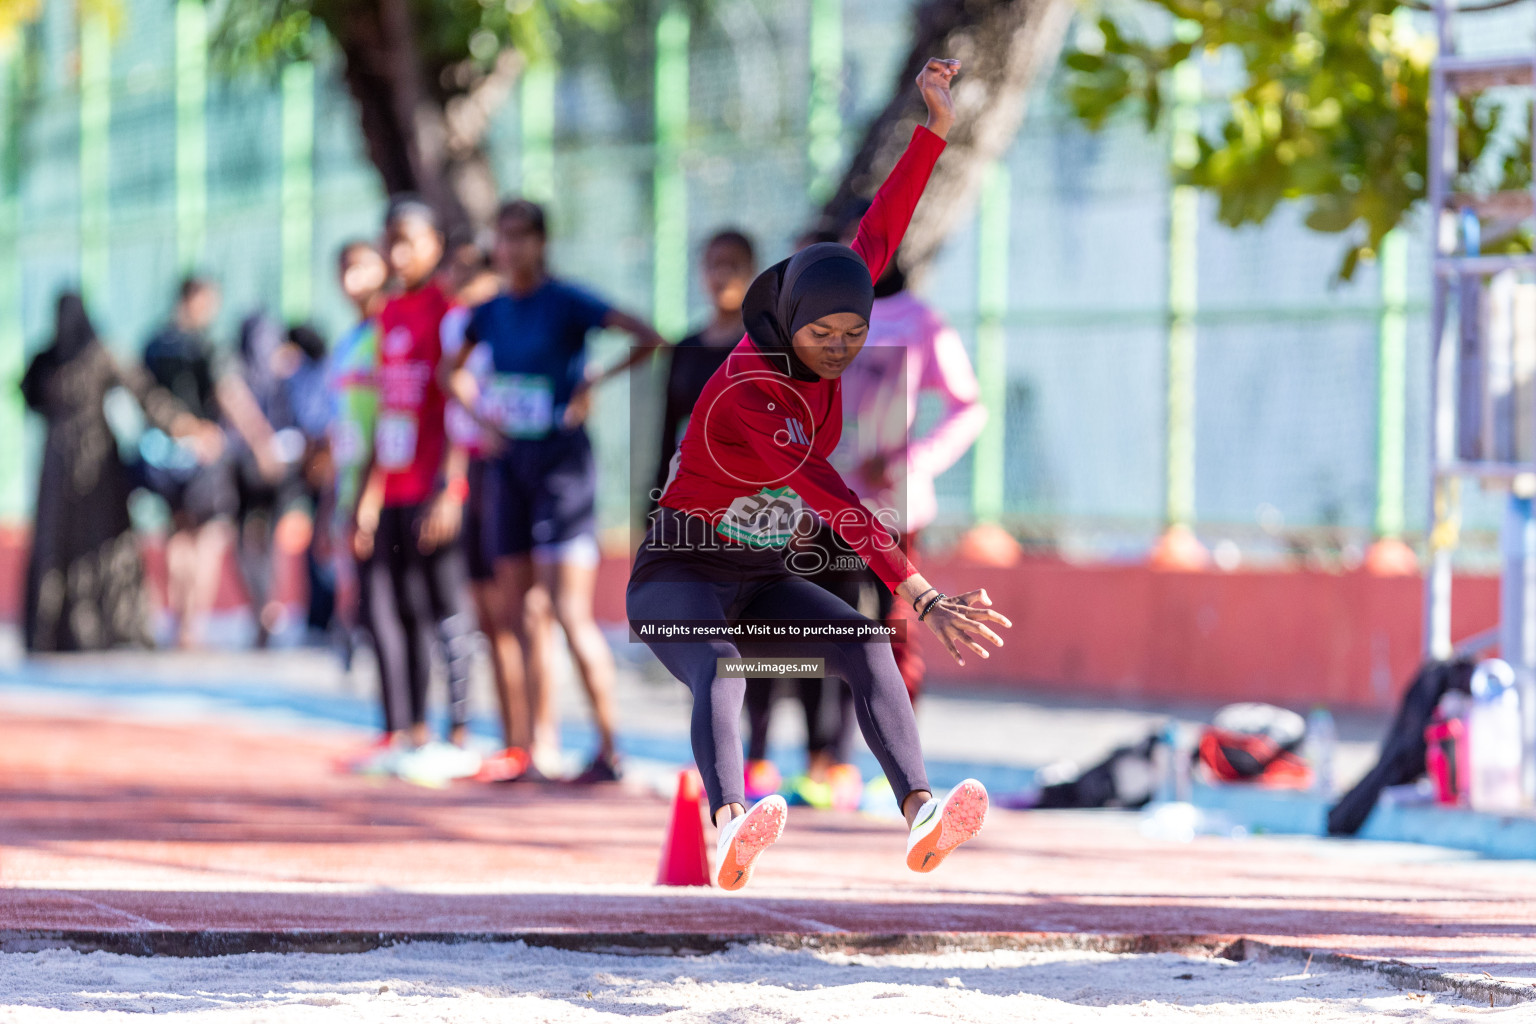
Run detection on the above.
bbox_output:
[231,311,309,646]
[21,292,213,652]
[142,276,283,648]
[319,241,389,676]
[283,322,338,640]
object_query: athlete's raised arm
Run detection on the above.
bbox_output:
[849,57,959,283]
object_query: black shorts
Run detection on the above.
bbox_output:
[463,456,496,582]
[488,428,598,560]
[175,452,239,527]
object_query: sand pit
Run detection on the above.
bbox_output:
[1,941,1530,1023]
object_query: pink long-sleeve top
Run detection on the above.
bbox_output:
[833,290,987,532]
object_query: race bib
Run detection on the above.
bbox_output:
[482,374,555,438]
[375,412,418,470]
[331,419,364,467]
[715,487,805,548]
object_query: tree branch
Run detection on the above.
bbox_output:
[823,0,1074,279]
[444,49,524,157]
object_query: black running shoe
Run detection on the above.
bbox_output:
[571,751,622,784]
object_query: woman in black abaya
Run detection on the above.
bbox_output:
[21,293,211,652]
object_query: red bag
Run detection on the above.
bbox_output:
[1198,727,1314,789]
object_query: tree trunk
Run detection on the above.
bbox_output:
[321,0,510,237]
[822,0,1075,279]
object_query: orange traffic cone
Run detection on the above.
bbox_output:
[656,768,711,887]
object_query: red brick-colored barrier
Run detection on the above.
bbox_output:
[910,558,1497,709]
[0,527,1499,711]
[0,524,24,625]
[596,553,1499,711]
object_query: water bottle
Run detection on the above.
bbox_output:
[1469,659,1525,812]
[1305,707,1336,799]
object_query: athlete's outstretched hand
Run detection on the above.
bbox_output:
[917,58,960,140]
[921,587,1010,667]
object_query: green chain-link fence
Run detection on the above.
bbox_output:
[4,0,1512,567]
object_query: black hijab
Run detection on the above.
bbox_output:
[21,293,99,412]
[51,292,98,362]
[742,242,874,382]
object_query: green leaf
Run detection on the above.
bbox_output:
[1058,0,1456,272]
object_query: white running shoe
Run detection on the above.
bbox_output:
[905,779,988,873]
[395,741,483,787]
[715,795,788,891]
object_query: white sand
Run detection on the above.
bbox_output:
[0,942,1530,1022]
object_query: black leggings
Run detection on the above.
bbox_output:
[627,566,928,816]
[360,549,410,734]
[367,503,475,733]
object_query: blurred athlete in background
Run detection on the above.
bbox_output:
[320,240,398,769]
[449,198,666,782]
[440,239,535,782]
[142,277,285,648]
[354,198,480,784]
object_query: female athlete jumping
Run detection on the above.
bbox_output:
[627,57,1011,890]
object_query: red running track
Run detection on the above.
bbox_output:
[1,706,1534,982]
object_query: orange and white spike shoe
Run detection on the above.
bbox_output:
[905,779,988,873]
[715,795,788,891]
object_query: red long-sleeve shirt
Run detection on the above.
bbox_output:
[657,125,945,591]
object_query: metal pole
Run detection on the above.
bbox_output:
[972,161,1009,525]
[1375,229,1408,540]
[1499,493,1536,804]
[652,4,689,341]
[1425,0,1455,659]
[519,63,556,204]
[1164,59,1201,531]
[280,60,315,323]
[79,8,110,306]
[0,50,22,524]
[1525,0,1536,806]
[1501,29,1536,807]
[1428,283,1456,661]
[175,0,207,272]
[806,0,842,203]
